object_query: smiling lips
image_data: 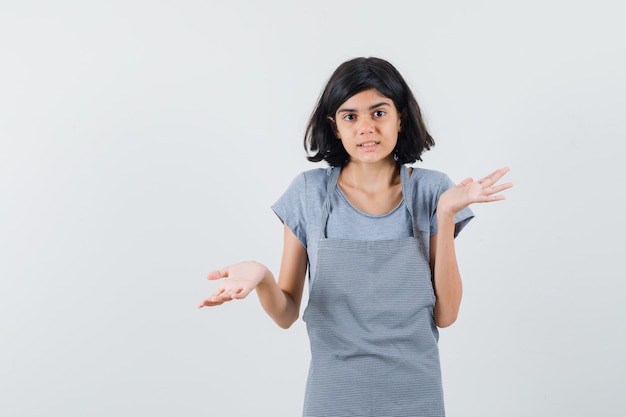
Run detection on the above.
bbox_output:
[357,141,380,148]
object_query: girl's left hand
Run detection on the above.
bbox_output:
[437,167,513,216]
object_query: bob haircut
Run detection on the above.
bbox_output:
[304,57,435,167]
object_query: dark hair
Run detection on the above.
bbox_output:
[304,57,435,167]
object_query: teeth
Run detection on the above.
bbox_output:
[359,141,378,147]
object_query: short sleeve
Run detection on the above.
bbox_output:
[430,174,474,238]
[271,172,308,248]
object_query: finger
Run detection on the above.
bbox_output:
[203,287,232,304]
[218,284,246,299]
[197,298,225,308]
[492,182,514,193]
[479,167,510,186]
[473,196,503,205]
[207,268,229,281]
[483,181,514,197]
[491,167,511,182]
[200,289,237,306]
[230,287,249,300]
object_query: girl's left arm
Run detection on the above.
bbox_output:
[430,214,462,328]
[430,167,513,328]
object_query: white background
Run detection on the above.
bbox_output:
[1,1,624,416]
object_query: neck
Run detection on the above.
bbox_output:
[339,159,401,193]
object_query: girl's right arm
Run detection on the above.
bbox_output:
[198,224,308,329]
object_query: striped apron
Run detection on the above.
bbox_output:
[302,165,444,416]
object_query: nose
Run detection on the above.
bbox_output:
[357,118,374,134]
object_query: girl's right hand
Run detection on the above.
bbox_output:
[197,261,268,307]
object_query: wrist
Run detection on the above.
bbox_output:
[436,208,456,223]
[252,262,272,286]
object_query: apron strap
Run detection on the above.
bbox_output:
[400,165,421,238]
[401,165,427,260]
[400,165,413,216]
[320,166,340,239]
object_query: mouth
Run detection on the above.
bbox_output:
[357,141,380,148]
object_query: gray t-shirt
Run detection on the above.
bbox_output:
[272,166,474,287]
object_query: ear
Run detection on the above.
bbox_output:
[398,109,406,132]
[327,116,341,139]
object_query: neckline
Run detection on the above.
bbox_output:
[334,186,405,218]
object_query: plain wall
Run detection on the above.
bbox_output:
[1,1,624,416]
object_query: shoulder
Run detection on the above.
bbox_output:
[277,167,331,206]
[409,167,453,193]
[407,166,456,214]
[408,166,474,235]
[290,167,332,192]
[272,167,331,246]
[300,167,332,182]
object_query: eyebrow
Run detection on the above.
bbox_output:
[337,102,391,113]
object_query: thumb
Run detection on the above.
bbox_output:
[207,268,228,281]
[457,177,473,187]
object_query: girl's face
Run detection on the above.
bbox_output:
[332,88,401,167]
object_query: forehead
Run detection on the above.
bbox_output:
[338,88,394,110]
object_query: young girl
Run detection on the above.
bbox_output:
[198,57,512,416]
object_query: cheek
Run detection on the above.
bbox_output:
[386,123,401,137]
[335,123,352,138]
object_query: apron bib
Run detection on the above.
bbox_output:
[302,165,445,417]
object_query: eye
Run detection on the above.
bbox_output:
[373,110,386,118]
[342,114,356,121]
